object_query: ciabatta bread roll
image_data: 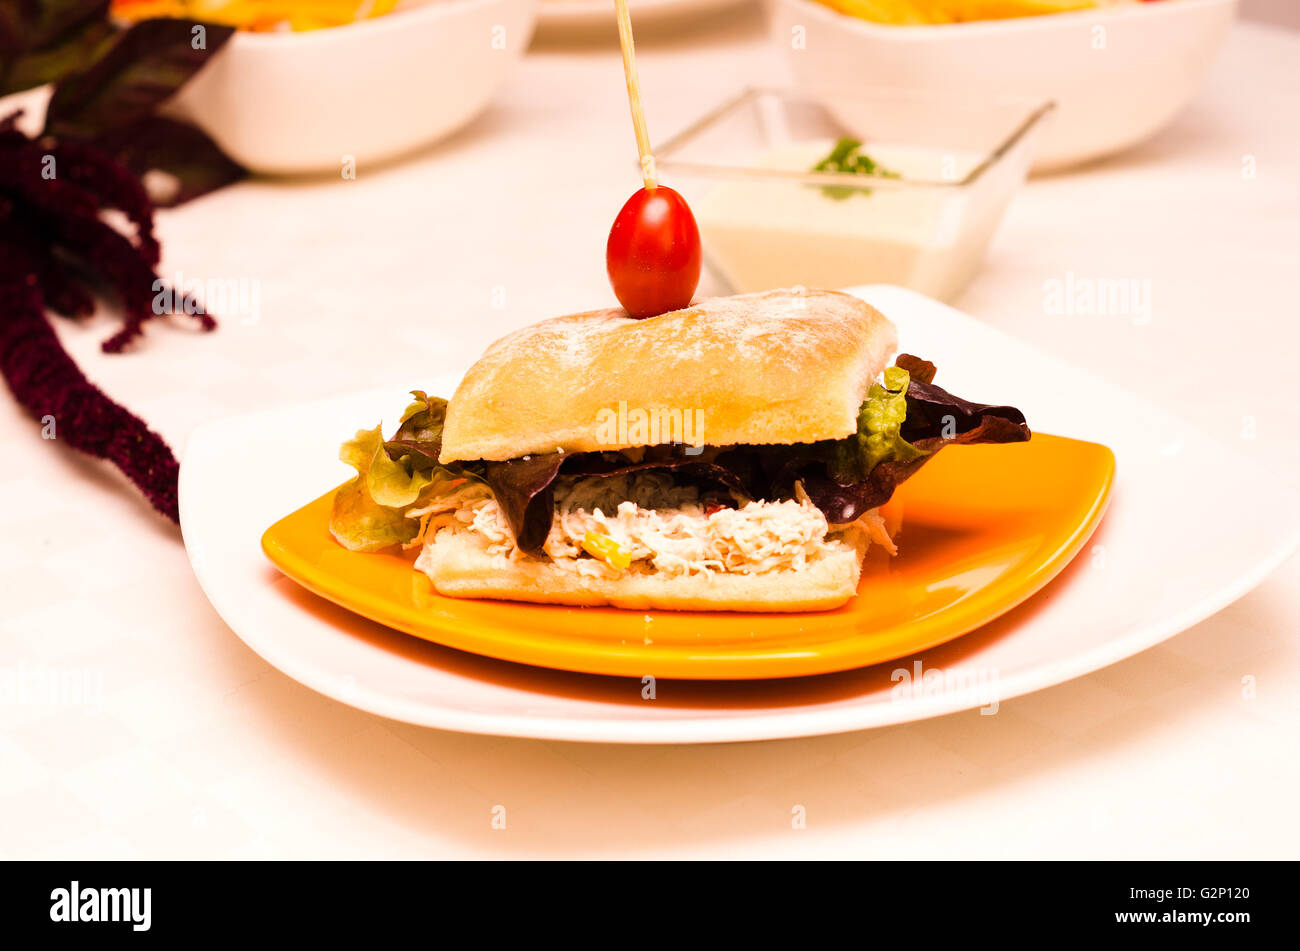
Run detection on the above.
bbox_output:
[439,288,898,463]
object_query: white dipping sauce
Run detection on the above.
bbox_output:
[694,141,997,301]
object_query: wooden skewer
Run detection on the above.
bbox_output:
[613,0,657,190]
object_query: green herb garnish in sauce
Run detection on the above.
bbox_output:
[811,138,901,200]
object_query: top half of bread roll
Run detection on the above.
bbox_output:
[439,288,898,464]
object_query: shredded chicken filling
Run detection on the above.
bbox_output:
[409,470,895,578]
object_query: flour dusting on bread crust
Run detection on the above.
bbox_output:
[439,289,898,463]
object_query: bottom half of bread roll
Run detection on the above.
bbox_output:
[409,470,897,612]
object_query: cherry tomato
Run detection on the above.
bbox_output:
[605,185,701,319]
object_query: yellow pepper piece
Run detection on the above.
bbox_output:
[950,0,1096,20]
[810,0,1096,25]
[582,530,632,571]
[111,0,402,31]
[820,0,943,25]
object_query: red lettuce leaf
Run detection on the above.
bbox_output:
[383,392,448,470]
[480,454,565,553]
[376,355,1029,553]
[797,368,1030,523]
[898,378,1027,445]
[895,352,936,385]
[798,417,1030,524]
[564,445,756,497]
[554,360,1028,534]
[489,448,757,553]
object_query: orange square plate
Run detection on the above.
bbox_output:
[261,433,1114,679]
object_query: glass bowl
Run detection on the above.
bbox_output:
[655,87,1054,301]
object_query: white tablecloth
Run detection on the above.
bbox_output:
[1,11,1297,859]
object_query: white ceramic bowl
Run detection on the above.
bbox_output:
[167,0,539,174]
[767,0,1238,170]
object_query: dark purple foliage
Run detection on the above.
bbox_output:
[0,112,213,521]
[0,8,245,522]
[3,8,243,207]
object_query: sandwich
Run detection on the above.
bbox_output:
[328,288,1030,612]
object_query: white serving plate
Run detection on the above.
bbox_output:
[166,0,539,174]
[179,285,1298,744]
[766,0,1238,170]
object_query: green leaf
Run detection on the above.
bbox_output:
[328,424,434,552]
[0,0,108,59]
[812,137,862,172]
[857,366,929,474]
[810,137,901,201]
[329,476,420,553]
[0,12,114,96]
[344,424,433,508]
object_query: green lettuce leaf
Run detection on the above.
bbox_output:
[328,424,433,552]
[830,365,929,483]
[0,1,108,67]
[329,476,420,553]
[0,10,115,96]
[343,424,432,508]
